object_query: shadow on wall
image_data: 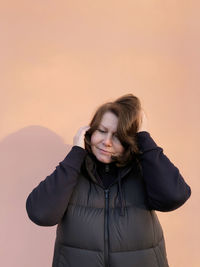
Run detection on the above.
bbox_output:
[0,126,72,267]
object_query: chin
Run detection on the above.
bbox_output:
[95,155,112,164]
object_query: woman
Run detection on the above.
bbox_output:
[26,94,191,267]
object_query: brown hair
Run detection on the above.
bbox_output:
[85,94,142,167]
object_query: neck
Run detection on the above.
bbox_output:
[95,159,117,174]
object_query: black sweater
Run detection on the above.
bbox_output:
[26,131,191,226]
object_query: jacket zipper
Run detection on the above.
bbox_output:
[104,189,110,267]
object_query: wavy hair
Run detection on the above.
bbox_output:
[85,94,142,167]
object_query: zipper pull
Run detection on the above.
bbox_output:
[104,189,110,199]
[105,165,109,173]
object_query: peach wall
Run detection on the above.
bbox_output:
[0,1,199,266]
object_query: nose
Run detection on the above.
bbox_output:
[103,134,112,147]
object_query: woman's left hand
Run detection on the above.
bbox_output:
[137,109,148,133]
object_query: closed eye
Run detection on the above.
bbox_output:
[97,129,106,133]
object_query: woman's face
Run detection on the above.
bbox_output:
[91,111,124,163]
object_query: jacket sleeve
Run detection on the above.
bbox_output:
[26,146,87,226]
[136,131,191,212]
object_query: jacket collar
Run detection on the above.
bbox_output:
[83,152,134,186]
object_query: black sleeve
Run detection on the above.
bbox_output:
[136,131,191,212]
[26,146,87,226]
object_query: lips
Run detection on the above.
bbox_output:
[98,148,112,154]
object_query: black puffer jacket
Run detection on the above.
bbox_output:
[26,132,191,267]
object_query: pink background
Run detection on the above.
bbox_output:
[0,1,199,266]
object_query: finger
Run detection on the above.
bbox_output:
[81,126,90,134]
[77,126,90,134]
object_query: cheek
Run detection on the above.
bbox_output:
[90,133,96,146]
[116,143,124,154]
[91,132,100,146]
[119,146,125,154]
[90,133,100,156]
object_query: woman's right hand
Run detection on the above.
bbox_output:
[73,126,90,149]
